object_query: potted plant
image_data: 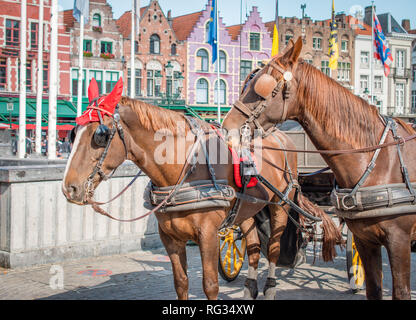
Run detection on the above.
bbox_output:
[92,26,103,33]
[100,52,115,60]
[83,51,93,57]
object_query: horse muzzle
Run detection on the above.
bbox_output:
[62,183,88,206]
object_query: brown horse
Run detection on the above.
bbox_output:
[223,37,416,300]
[61,83,338,300]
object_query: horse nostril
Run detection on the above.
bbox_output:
[67,185,78,197]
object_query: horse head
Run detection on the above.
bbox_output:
[223,37,303,146]
[62,77,127,205]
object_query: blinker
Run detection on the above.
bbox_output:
[94,124,111,147]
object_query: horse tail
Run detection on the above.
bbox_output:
[296,192,343,262]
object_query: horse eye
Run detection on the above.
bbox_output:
[93,124,110,147]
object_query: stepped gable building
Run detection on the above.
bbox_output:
[171,1,272,119]
[0,0,71,98]
[116,0,187,103]
[63,0,124,101]
[265,13,355,91]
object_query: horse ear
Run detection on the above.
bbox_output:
[282,36,303,64]
[101,77,123,112]
[88,78,99,103]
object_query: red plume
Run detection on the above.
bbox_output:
[88,78,100,103]
[101,77,123,114]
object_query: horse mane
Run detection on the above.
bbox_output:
[120,96,186,132]
[293,60,382,148]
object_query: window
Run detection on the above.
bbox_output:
[43,62,49,93]
[285,32,293,45]
[196,78,208,104]
[30,23,39,50]
[0,59,6,91]
[147,70,154,97]
[249,33,260,51]
[413,66,416,82]
[6,19,20,47]
[93,14,101,27]
[105,71,119,93]
[337,62,351,82]
[321,61,330,76]
[89,70,103,94]
[146,70,161,97]
[196,49,209,72]
[22,62,32,92]
[374,76,383,92]
[150,34,160,54]
[360,75,369,92]
[313,37,322,50]
[134,41,139,54]
[361,51,369,66]
[412,90,416,113]
[214,79,226,105]
[127,68,142,97]
[205,21,210,43]
[215,50,226,73]
[171,43,177,55]
[341,38,348,52]
[395,83,405,113]
[240,60,252,81]
[101,41,112,54]
[71,69,86,97]
[305,59,313,65]
[84,39,92,52]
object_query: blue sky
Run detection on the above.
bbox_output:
[59,0,416,29]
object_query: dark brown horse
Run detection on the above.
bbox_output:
[223,37,416,300]
[62,82,338,300]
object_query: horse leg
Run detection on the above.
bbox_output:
[198,222,221,300]
[263,203,288,300]
[353,235,383,300]
[240,218,260,300]
[158,226,189,300]
[383,228,412,300]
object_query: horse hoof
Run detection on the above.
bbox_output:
[263,277,277,300]
[243,278,258,300]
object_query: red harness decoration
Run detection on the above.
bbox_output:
[210,125,258,188]
[76,77,123,125]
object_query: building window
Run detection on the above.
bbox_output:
[150,34,160,54]
[337,62,351,82]
[240,60,252,81]
[395,83,405,113]
[147,70,154,97]
[43,62,49,93]
[105,71,119,93]
[93,14,101,27]
[249,33,261,51]
[6,19,20,47]
[196,78,208,104]
[360,75,369,92]
[341,37,348,52]
[374,76,383,92]
[396,50,405,70]
[196,49,209,72]
[30,23,39,50]
[171,43,177,55]
[412,90,416,113]
[214,79,226,105]
[127,68,142,97]
[285,32,293,45]
[321,61,330,76]
[0,59,6,91]
[146,70,161,97]
[89,70,103,94]
[360,51,369,67]
[71,69,86,97]
[20,62,32,92]
[413,66,416,82]
[84,39,92,53]
[101,41,112,54]
[215,50,226,73]
[313,37,322,50]
[205,21,210,43]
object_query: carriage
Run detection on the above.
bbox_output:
[218,125,365,293]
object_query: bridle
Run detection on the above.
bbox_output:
[233,60,297,138]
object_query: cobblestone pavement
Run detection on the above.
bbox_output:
[0,243,415,300]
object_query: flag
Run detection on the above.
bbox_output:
[373,9,393,77]
[271,0,279,57]
[328,0,339,70]
[208,0,218,64]
[73,0,89,24]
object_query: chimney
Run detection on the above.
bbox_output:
[402,19,410,31]
[167,9,172,26]
[364,5,375,26]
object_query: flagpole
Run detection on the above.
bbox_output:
[77,12,84,117]
[130,0,135,98]
[48,0,58,160]
[35,0,44,154]
[370,1,375,106]
[216,0,221,123]
[18,0,27,159]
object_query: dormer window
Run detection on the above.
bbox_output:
[93,14,101,27]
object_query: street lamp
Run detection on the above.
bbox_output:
[174,72,185,99]
[7,98,14,129]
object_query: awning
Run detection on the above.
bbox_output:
[5,123,75,130]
